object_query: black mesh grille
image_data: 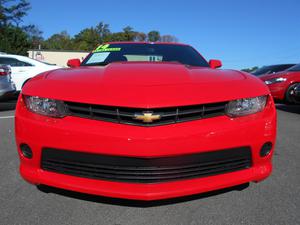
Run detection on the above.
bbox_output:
[41,147,252,183]
[64,101,227,126]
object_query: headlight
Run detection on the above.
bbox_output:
[265,77,287,85]
[24,96,67,118]
[226,96,267,117]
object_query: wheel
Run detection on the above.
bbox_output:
[285,83,299,104]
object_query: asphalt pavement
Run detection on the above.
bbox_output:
[0,103,299,225]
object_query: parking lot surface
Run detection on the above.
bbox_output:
[0,105,299,225]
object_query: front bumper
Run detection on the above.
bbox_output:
[15,97,276,200]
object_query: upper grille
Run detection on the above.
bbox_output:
[64,101,228,126]
[41,147,252,183]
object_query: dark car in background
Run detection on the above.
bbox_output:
[260,63,300,104]
[252,64,295,76]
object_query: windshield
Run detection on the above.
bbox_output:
[252,64,295,76]
[252,66,273,76]
[287,63,300,72]
[81,43,209,67]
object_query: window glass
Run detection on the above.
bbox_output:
[0,57,33,67]
[252,64,295,76]
[287,64,300,72]
[82,43,209,67]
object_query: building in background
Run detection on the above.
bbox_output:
[28,50,89,67]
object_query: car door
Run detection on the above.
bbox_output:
[0,57,34,91]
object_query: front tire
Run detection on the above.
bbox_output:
[285,83,299,104]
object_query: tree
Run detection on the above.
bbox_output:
[0,1,179,53]
[0,0,30,27]
[0,0,32,55]
[72,22,111,51]
[0,25,29,55]
[107,32,127,42]
[44,31,73,50]
[73,28,100,51]
[95,22,111,43]
[122,26,136,41]
[147,31,160,42]
[161,35,178,43]
[23,24,43,49]
[134,32,147,41]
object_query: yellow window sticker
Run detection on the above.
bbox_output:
[93,44,121,52]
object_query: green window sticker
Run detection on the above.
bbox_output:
[93,44,121,52]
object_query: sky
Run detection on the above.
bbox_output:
[22,0,300,69]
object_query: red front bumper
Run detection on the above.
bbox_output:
[15,97,276,200]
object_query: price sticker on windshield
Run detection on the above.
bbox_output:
[93,44,121,53]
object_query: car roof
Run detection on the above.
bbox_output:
[263,64,295,67]
[0,54,41,64]
[0,54,56,66]
[105,41,190,46]
[0,54,30,59]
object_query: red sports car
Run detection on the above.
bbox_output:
[260,64,300,104]
[15,42,276,200]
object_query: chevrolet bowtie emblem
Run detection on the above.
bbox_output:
[134,112,161,123]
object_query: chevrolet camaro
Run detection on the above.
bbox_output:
[15,42,276,200]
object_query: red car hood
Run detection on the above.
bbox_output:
[23,62,269,108]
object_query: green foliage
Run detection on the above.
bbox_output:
[0,0,30,26]
[106,32,127,42]
[161,35,178,43]
[73,28,99,51]
[72,22,112,51]
[95,22,111,43]
[43,31,73,50]
[42,24,178,51]
[0,0,31,55]
[122,26,136,41]
[23,24,43,49]
[0,25,29,55]
[0,1,178,54]
[147,31,160,42]
[134,32,147,41]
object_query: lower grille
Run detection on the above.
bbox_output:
[41,147,252,183]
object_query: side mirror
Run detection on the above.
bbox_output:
[67,58,81,68]
[209,59,222,69]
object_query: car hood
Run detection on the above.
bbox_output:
[23,62,269,108]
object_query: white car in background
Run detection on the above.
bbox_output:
[0,54,61,91]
